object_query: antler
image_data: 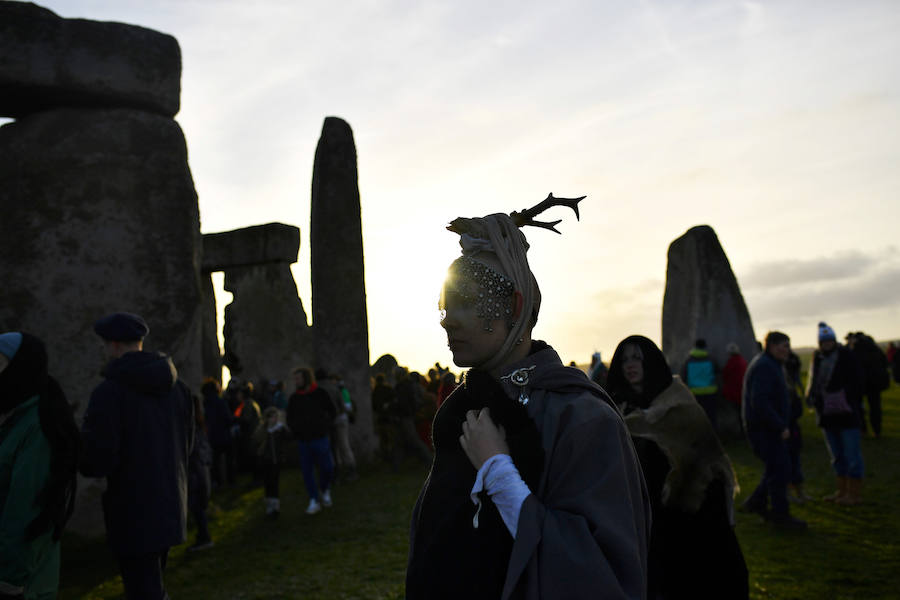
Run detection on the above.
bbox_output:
[509,193,586,234]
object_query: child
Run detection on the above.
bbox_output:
[188,394,214,550]
[254,406,290,518]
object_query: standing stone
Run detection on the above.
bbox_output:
[202,224,313,388]
[0,1,181,118]
[662,225,757,438]
[310,117,375,459]
[0,108,202,533]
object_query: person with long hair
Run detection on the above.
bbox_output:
[0,332,79,599]
[406,196,649,599]
[606,335,748,599]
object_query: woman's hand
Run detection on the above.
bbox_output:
[459,407,509,470]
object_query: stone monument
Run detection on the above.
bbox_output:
[0,2,201,534]
[661,225,757,438]
[202,223,313,387]
[310,117,376,459]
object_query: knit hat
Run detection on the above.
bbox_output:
[818,322,836,343]
[0,332,23,359]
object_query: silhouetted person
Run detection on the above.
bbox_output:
[286,367,336,514]
[187,395,213,551]
[682,338,720,429]
[722,343,748,424]
[806,322,864,505]
[741,331,806,530]
[406,203,649,599]
[784,351,812,503]
[394,367,433,466]
[253,406,290,519]
[0,332,79,599]
[80,313,194,599]
[848,332,888,437]
[608,335,748,599]
[372,373,400,468]
[588,351,609,388]
[202,378,236,487]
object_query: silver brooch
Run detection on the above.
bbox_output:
[502,365,537,405]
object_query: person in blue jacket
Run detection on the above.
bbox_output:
[80,313,194,600]
[740,331,807,530]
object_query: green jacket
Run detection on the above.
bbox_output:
[0,396,59,600]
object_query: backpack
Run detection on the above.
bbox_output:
[339,384,356,423]
[686,358,717,393]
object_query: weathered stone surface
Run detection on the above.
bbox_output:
[0,1,181,118]
[310,116,375,459]
[202,223,300,271]
[662,225,758,371]
[221,263,312,387]
[662,225,757,438]
[0,108,202,533]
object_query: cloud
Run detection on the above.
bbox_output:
[743,249,900,322]
[739,250,882,289]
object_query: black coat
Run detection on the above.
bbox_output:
[286,386,336,441]
[188,424,212,511]
[406,369,544,600]
[80,351,194,555]
[808,346,863,430]
[635,438,748,599]
[203,389,233,450]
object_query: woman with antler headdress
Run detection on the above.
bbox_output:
[405,196,650,600]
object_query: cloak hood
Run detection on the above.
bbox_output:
[104,351,177,396]
[607,335,674,410]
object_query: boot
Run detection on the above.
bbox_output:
[837,478,862,506]
[771,513,808,531]
[788,483,812,504]
[792,483,814,503]
[823,476,847,502]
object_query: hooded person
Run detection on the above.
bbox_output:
[405,195,650,600]
[0,332,80,600]
[79,313,194,600]
[606,335,748,599]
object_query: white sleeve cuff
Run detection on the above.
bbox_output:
[469,453,532,537]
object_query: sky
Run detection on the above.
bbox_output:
[30,0,900,374]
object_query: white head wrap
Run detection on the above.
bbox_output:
[445,195,584,372]
[450,213,540,373]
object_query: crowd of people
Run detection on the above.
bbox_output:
[0,312,364,599]
[2,205,898,598]
[370,365,458,471]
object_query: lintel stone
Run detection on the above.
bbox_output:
[0,1,181,118]
[202,223,300,272]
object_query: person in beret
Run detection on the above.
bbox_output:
[79,312,194,600]
[92,312,149,342]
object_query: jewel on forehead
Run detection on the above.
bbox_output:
[448,256,515,322]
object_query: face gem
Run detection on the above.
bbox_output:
[440,256,514,330]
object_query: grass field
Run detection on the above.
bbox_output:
[59,383,900,599]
